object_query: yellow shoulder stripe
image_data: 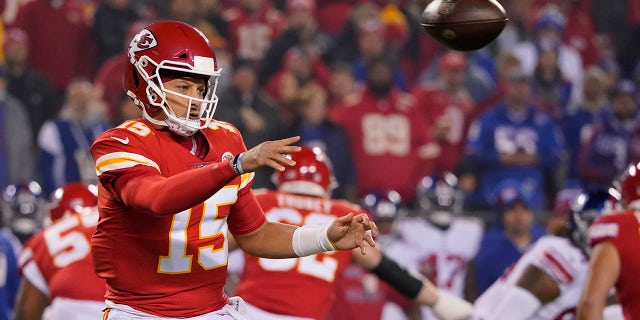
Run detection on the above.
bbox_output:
[239,172,254,190]
[95,152,160,176]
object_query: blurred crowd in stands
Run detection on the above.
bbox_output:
[1,0,638,215]
[0,0,638,318]
[0,0,638,219]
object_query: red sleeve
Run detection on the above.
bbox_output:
[227,187,267,235]
[115,161,238,216]
[589,212,634,249]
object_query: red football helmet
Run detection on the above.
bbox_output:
[619,161,640,209]
[48,183,98,223]
[272,147,337,197]
[124,20,222,136]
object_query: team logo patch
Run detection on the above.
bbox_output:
[129,29,158,53]
[438,0,457,15]
[222,152,233,162]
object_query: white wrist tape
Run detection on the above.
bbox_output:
[432,291,474,320]
[292,225,336,257]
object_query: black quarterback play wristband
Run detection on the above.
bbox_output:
[371,254,423,299]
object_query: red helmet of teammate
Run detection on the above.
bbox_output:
[124,20,222,136]
[619,161,640,209]
[48,183,98,223]
[272,147,337,198]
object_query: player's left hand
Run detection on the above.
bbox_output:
[327,213,377,255]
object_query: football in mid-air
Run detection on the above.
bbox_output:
[421,0,508,51]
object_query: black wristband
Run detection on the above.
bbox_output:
[231,153,243,175]
[371,254,424,299]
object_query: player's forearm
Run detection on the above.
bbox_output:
[14,279,49,320]
[576,300,604,320]
[120,161,237,215]
[234,221,298,258]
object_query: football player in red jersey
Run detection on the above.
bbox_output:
[577,160,640,319]
[14,182,105,320]
[232,147,473,320]
[90,21,376,320]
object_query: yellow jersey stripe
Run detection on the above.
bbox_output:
[95,152,160,176]
[239,172,254,190]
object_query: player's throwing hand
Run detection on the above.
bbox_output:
[239,136,302,172]
[328,212,378,255]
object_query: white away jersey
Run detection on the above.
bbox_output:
[473,235,588,319]
[392,217,483,320]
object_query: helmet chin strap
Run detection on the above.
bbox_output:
[165,116,199,137]
[140,102,200,137]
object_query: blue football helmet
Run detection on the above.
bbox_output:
[361,190,403,222]
[569,189,616,255]
[416,172,463,228]
[2,181,46,242]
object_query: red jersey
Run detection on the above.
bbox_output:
[90,119,265,317]
[18,210,105,302]
[234,190,362,319]
[413,85,476,174]
[223,3,285,61]
[328,263,412,320]
[329,89,434,202]
[589,211,640,319]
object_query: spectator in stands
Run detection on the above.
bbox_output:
[323,2,382,65]
[215,58,282,188]
[287,83,357,201]
[93,20,149,125]
[495,0,535,54]
[223,0,285,63]
[561,66,610,188]
[329,54,436,203]
[578,79,640,192]
[257,0,326,86]
[466,180,546,299]
[413,51,477,175]
[327,62,360,107]
[37,78,110,195]
[264,46,328,127]
[416,50,495,104]
[511,5,583,107]
[533,0,601,68]
[464,67,563,211]
[3,28,60,141]
[10,0,97,92]
[350,18,408,92]
[530,38,574,120]
[0,66,35,188]
[92,0,139,68]
[476,51,524,114]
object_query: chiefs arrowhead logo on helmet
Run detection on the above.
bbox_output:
[129,29,158,54]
